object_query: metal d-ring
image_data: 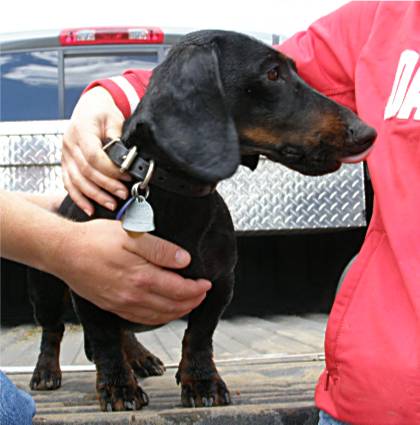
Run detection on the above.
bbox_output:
[131,159,155,200]
[102,138,120,152]
[131,182,150,200]
[139,159,155,190]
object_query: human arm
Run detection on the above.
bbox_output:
[17,191,65,212]
[62,70,152,214]
[61,87,128,216]
[0,190,211,324]
[278,1,379,110]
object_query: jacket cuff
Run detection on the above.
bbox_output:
[83,70,152,119]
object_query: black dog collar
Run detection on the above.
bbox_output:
[103,139,215,197]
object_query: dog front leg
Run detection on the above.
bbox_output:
[176,273,234,407]
[28,270,68,391]
[122,331,166,378]
[72,294,149,411]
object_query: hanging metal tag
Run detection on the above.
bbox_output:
[121,195,155,233]
[120,162,156,233]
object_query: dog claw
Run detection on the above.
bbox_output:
[202,397,213,407]
[124,401,135,410]
[140,391,149,405]
[46,379,55,389]
[223,393,231,405]
[30,370,61,391]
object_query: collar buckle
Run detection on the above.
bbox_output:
[119,146,138,173]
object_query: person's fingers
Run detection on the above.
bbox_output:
[121,291,206,318]
[141,265,212,301]
[124,233,193,269]
[62,167,94,216]
[112,307,174,325]
[71,144,129,200]
[75,135,123,179]
[111,301,200,325]
[66,157,118,211]
[103,118,123,142]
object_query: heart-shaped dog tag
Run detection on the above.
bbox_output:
[121,196,155,233]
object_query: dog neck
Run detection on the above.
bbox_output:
[104,139,216,198]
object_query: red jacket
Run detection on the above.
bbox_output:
[87,2,420,423]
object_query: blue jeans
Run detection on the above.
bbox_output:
[318,410,350,425]
[0,371,36,425]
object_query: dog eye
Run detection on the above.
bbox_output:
[267,67,280,81]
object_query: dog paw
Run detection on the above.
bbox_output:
[123,333,166,377]
[97,382,149,412]
[131,353,166,378]
[179,377,231,408]
[30,366,62,390]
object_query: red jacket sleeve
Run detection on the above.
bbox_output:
[85,2,379,117]
[276,1,379,112]
[84,69,153,119]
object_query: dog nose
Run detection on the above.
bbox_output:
[349,123,377,146]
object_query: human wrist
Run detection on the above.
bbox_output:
[83,79,131,119]
[42,218,83,282]
[18,192,65,212]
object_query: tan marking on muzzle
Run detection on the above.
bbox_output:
[312,113,347,147]
[242,128,281,145]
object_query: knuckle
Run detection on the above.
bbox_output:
[85,149,99,166]
[146,313,160,325]
[166,304,178,315]
[62,172,69,188]
[71,173,83,188]
[118,291,137,307]
[150,239,169,265]
[80,161,92,177]
[173,287,185,301]
[63,128,79,149]
[134,272,152,291]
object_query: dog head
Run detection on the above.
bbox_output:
[122,30,376,183]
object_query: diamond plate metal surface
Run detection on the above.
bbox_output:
[1,165,64,194]
[0,134,63,165]
[218,160,366,232]
[0,121,366,232]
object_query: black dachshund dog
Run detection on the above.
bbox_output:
[28,30,376,411]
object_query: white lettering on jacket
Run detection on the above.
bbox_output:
[384,49,420,120]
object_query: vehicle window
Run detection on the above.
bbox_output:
[1,51,59,121]
[64,52,159,118]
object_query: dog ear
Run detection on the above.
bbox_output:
[124,43,240,184]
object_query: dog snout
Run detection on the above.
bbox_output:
[348,122,377,146]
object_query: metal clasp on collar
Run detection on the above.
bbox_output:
[102,138,119,152]
[131,159,155,199]
[102,138,138,174]
[120,146,138,174]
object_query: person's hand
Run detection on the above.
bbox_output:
[61,87,129,216]
[55,219,211,325]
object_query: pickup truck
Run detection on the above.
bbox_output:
[0,26,370,424]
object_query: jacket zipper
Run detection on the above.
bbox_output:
[324,370,330,390]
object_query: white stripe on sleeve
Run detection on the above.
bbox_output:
[109,76,140,114]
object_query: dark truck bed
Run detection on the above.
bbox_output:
[0,120,367,423]
[2,315,326,424]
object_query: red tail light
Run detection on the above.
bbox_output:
[59,27,164,45]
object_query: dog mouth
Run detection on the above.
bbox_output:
[241,135,374,176]
[338,144,375,164]
[290,161,342,176]
[264,149,342,176]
